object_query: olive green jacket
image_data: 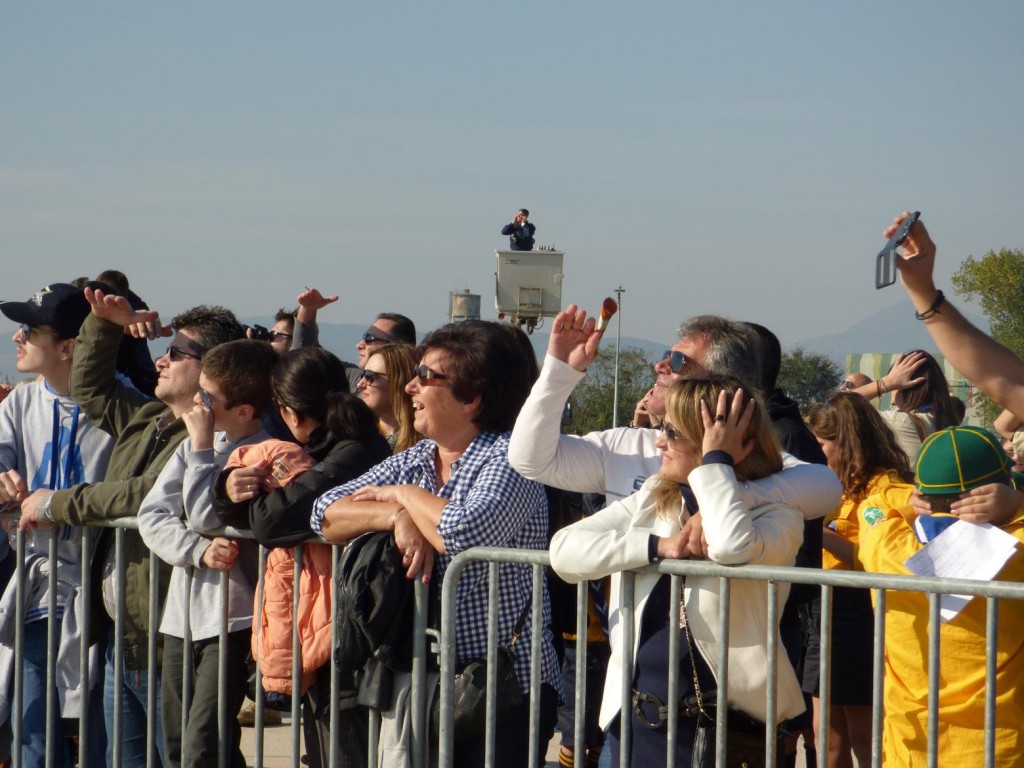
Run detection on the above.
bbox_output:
[48,313,185,668]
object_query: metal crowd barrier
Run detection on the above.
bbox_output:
[4,521,1024,768]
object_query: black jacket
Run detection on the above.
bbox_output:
[214,425,392,548]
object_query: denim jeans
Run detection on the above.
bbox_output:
[21,619,108,767]
[104,630,165,768]
[22,619,64,767]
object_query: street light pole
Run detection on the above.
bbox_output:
[612,285,625,427]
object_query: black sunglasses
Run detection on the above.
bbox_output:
[416,364,449,385]
[267,330,293,342]
[661,350,689,375]
[19,323,58,340]
[358,369,387,385]
[165,345,202,363]
[362,326,396,345]
[661,422,687,445]
[197,385,214,409]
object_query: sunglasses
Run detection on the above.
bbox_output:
[840,380,856,391]
[358,369,387,385]
[19,323,58,340]
[197,386,214,409]
[661,350,689,375]
[416,364,449,385]
[362,326,396,345]
[267,330,293,342]
[165,345,203,363]
[661,422,687,446]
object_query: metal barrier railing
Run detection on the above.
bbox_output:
[4,520,1023,768]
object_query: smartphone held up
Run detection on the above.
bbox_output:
[875,211,920,289]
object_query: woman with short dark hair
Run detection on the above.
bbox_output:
[312,320,561,768]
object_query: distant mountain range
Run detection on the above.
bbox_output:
[0,304,991,384]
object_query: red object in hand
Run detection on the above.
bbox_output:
[596,297,617,331]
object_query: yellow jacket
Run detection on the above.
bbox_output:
[822,471,914,571]
[857,507,1024,766]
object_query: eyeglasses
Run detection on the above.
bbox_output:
[197,386,214,409]
[19,323,59,340]
[660,350,690,375]
[660,422,687,446]
[267,330,293,343]
[840,380,856,391]
[416,365,449,385]
[164,345,203,363]
[358,369,387,385]
[361,326,396,345]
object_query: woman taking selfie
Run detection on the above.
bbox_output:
[550,377,805,767]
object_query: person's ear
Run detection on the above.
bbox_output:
[58,338,76,362]
[234,403,256,423]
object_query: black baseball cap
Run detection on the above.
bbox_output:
[0,284,90,340]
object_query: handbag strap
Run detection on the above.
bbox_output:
[679,577,713,720]
[505,592,532,651]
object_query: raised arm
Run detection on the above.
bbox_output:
[70,290,158,435]
[893,212,1024,419]
[508,304,613,492]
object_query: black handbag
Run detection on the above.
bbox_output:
[681,578,769,768]
[430,597,530,741]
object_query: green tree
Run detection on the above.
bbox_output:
[951,248,1024,424]
[565,347,656,435]
[777,346,844,416]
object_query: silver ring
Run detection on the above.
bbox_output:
[715,414,726,422]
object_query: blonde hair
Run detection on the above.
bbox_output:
[367,344,423,453]
[653,376,783,519]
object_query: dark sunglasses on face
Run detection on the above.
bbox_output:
[362,326,396,345]
[661,350,689,375]
[267,330,293,342]
[416,364,449,385]
[197,386,214,409]
[19,323,58,340]
[165,345,202,363]
[840,380,856,390]
[661,422,686,445]
[358,369,387,385]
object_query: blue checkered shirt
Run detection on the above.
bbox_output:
[311,431,561,694]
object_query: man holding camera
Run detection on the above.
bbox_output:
[501,208,536,251]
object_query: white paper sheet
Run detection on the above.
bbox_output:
[904,520,1019,622]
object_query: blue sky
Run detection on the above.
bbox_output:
[3,2,1023,351]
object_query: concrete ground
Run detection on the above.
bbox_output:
[239,715,565,767]
[241,721,813,767]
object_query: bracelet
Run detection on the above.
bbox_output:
[879,377,888,394]
[876,380,883,398]
[390,505,406,530]
[915,290,945,321]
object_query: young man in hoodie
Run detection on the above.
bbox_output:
[0,283,115,767]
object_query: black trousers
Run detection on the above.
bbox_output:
[161,630,250,768]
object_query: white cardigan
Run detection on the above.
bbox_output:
[550,464,806,727]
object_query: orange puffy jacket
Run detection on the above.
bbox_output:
[253,542,334,695]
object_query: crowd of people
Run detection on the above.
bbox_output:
[0,211,1021,768]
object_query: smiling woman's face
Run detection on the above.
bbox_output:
[405,348,474,441]
[655,419,701,484]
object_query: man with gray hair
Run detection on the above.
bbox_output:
[509,304,840,525]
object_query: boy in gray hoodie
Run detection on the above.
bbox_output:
[138,339,278,768]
